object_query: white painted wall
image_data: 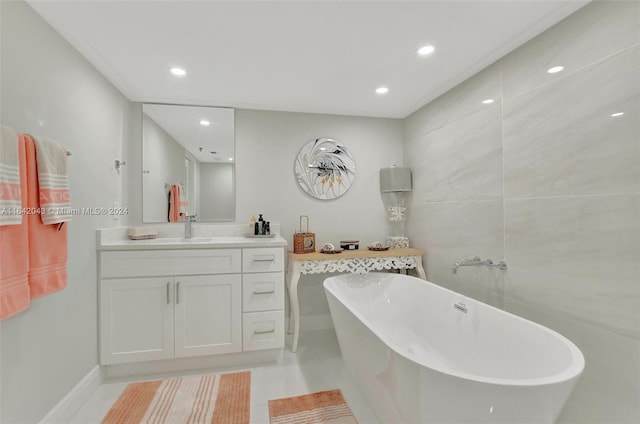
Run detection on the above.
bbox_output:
[235,109,402,246]
[142,114,186,222]
[199,162,234,220]
[0,1,131,422]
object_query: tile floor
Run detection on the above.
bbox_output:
[70,329,380,423]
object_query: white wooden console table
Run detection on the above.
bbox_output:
[286,248,426,352]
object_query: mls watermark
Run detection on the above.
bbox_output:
[0,207,129,216]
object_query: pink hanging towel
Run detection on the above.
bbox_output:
[168,184,185,222]
[24,135,67,299]
[0,131,30,319]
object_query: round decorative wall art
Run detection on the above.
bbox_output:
[294,138,356,200]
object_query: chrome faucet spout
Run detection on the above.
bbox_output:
[452,257,507,274]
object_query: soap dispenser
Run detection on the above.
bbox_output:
[258,214,265,235]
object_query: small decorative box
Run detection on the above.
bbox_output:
[340,240,359,250]
[293,215,315,253]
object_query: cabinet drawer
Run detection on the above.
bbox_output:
[242,248,284,273]
[243,311,284,351]
[242,272,284,312]
[100,249,241,278]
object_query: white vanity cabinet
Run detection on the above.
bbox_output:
[99,249,243,365]
[98,243,285,366]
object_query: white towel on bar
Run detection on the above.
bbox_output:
[32,136,72,224]
[0,124,22,226]
[178,183,189,217]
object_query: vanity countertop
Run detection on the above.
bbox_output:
[97,224,287,251]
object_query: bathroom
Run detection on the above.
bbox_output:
[0,1,638,423]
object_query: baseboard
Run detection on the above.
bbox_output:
[299,313,334,331]
[104,349,282,381]
[39,365,103,424]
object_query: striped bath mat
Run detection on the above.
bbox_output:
[268,389,358,423]
[101,371,250,424]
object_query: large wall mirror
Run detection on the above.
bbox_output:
[142,104,235,223]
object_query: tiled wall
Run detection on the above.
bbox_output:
[403,2,639,422]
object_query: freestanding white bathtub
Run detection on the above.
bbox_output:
[324,273,584,423]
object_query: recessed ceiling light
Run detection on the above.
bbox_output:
[200,120,210,126]
[482,98,495,104]
[547,66,564,74]
[610,112,625,117]
[375,86,389,95]
[170,67,187,76]
[228,157,234,161]
[417,45,435,56]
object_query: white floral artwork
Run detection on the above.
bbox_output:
[294,138,356,200]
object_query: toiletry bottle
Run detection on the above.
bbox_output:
[265,222,270,235]
[258,214,264,235]
[250,215,256,234]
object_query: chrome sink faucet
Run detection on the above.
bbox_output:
[185,215,196,239]
[452,257,507,274]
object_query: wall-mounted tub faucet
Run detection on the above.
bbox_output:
[452,257,507,274]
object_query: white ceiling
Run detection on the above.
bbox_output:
[27,0,589,119]
[143,104,235,163]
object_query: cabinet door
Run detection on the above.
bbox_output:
[100,278,174,365]
[174,274,242,358]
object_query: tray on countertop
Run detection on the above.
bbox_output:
[368,246,390,251]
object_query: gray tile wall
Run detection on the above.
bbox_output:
[403,2,640,422]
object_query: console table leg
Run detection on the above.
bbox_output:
[287,261,302,352]
[416,258,427,280]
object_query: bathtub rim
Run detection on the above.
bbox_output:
[324,272,585,388]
